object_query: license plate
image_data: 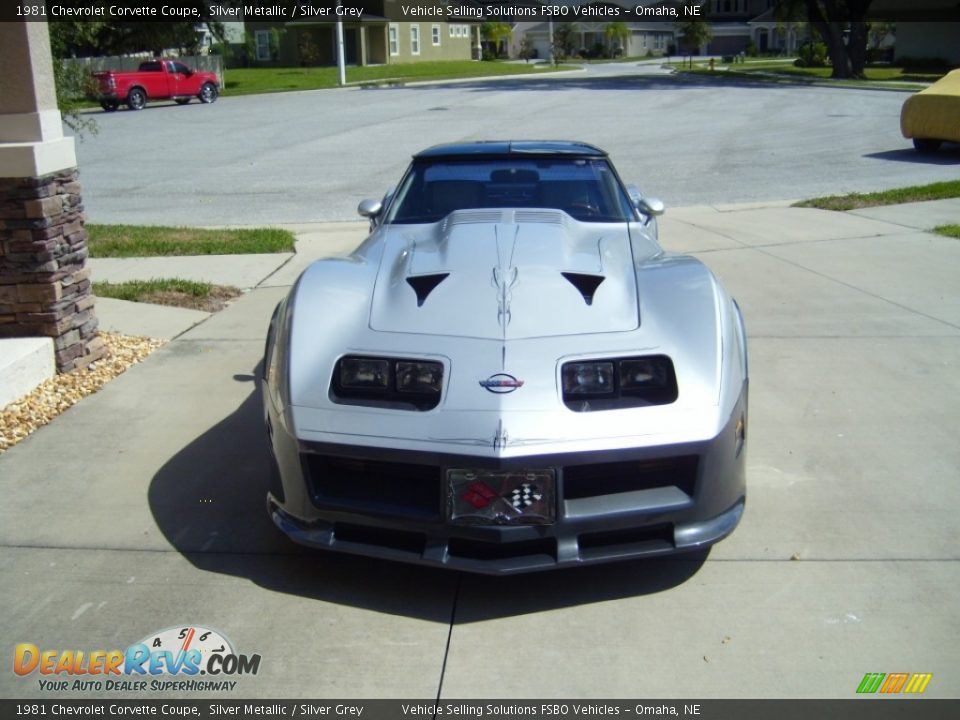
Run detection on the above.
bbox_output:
[447,469,556,525]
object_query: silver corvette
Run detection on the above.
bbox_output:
[262,141,747,574]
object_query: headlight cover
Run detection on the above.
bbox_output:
[332,355,443,410]
[561,355,678,411]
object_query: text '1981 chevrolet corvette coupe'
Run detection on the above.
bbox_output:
[262,141,747,574]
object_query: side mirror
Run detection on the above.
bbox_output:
[357,199,382,219]
[626,185,665,218]
[636,196,665,217]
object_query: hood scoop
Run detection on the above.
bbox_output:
[406,273,449,307]
[562,272,605,306]
[371,221,638,340]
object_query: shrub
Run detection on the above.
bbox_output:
[795,41,829,68]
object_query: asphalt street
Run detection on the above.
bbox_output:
[72,62,960,226]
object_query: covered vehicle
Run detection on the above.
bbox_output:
[900,68,960,152]
[262,141,748,574]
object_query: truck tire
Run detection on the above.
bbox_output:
[126,88,147,111]
[100,100,120,112]
[199,82,219,104]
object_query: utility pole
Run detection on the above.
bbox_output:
[336,1,346,86]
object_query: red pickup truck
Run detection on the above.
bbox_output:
[93,60,220,112]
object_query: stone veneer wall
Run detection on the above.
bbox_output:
[0,169,106,371]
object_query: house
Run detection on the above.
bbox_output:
[870,1,960,65]
[512,14,676,61]
[243,1,479,67]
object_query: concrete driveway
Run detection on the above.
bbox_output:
[2,200,957,699]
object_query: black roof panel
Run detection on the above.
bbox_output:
[414,141,608,159]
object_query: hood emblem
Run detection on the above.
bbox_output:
[480,373,524,394]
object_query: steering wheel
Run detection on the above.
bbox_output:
[569,201,599,216]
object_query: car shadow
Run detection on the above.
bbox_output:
[864,146,960,164]
[147,370,708,624]
[390,72,822,95]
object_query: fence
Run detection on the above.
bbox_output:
[62,55,225,91]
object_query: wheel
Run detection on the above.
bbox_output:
[174,98,191,105]
[913,138,942,153]
[100,100,119,112]
[199,82,219,104]
[126,88,146,111]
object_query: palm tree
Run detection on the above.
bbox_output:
[604,22,631,58]
[480,22,512,59]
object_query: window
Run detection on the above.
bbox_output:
[255,30,271,62]
[171,62,191,75]
[449,25,455,38]
[410,25,420,56]
[387,158,635,225]
[389,24,399,56]
[432,25,441,46]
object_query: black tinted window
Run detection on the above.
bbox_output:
[387,158,634,224]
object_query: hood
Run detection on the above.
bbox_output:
[368,209,639,340]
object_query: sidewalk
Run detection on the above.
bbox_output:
[87,199,960,339]
[88,221,367,339]
[1,200,958,698]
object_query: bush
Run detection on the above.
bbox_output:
[795,41,829,68]
[745,39,758,58]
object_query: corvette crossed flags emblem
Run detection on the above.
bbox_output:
[463,480,544,512]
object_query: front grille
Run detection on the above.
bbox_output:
[563,456,698,500]
[448,537,556,563]
[305,455,441,519]
[578,524,674,560]
[333,523,427,556]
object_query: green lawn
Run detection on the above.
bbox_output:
[93,279,242,312]
[221,61,566,95]
[934,224,960,239]
[794,180,960,211]
[86,224,295,258]
[669,60,947,88]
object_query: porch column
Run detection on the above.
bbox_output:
[0,22,105,371]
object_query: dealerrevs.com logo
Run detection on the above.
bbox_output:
[14,625,261,693]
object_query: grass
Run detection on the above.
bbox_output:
[86,224,295,258]
[794,180,960,211]
[221,61,567,95]
[668,60,948,89]
[933,224,960,239]
[93,279,242,312]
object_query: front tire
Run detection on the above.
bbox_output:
[199,82,219,104]
[126,88,146,111]
[913,138,942,153]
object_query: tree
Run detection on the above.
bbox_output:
[48,21,107,136]
[518,36,537,63]
[604,22,631,58]
[480,22,512,59]
[297,30,322,67]
[776,0,874,79]
[675,19,712,63]
[551,23,578,62]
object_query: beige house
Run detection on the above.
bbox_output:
[244,1,480,67]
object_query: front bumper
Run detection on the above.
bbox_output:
[266,392,746,575]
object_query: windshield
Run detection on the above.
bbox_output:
[385,157,635,224]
